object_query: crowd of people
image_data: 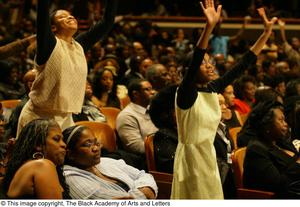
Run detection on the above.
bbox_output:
[0,0,300,200]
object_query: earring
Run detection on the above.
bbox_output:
[32,152,44,159]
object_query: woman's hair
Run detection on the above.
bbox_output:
[149,85,177,129]
[3,119,60,192]
[92,67,120,108]
[50,10,58,26]
[285,78,300,98]
[248,101,284,139]
[62,125,87,165]
[254,87,281,106]
[233,75,256,100]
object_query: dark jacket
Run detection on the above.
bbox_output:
[244,138,300,198]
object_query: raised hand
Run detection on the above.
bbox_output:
[278,19,285,27]
[250,7,278,55]
[200,0,222,27]
[257,7,277,35]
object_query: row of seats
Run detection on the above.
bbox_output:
[1,100,275,199]
[144,135,275,199]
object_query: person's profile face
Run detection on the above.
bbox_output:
[270,108,289,140]
[45,126,66,166]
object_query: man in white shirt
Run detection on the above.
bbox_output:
[116,79,158,154]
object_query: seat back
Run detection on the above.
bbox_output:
[231,147,246,188]
[144,134,156,171]
[149,171,173,199]
[240,113,249,125]
[0,99,21,109]
[100,107,121,131]
[231,147,275,198]
[75,121,117,152]
[1,99,21,122]
[229,127,242,150]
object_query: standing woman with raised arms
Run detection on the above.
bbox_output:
[17,0,118,136]
[172,0,277,199]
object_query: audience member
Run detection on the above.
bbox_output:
[214,94,235,198]
[221,84,243,129]
[4,69,37,140]
[3,119,69,199]
[72,80,107,123]
[244,101,300,198]
[116,79,157,155]
[172,1,277,198]
[146,63,172,92]
[17,0,118,136]
[0,60,25,101]
[63,125,157,199]
[237,88,283,148]
[92,67,121,109]
[233,75,257,115]
[149,85,178,173]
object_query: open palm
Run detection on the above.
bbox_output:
[200,0,222,26]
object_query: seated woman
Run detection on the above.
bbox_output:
[237,88,283,147]
[72,79,107,123]
[92,67,121,109]
[62,125,158,199]
[243,101,300,198]
[2,119,68,199]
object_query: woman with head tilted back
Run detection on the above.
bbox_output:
[62,125,157,199]
[17,0,118,136]
[3,119,68,199]
[172,0,277,199]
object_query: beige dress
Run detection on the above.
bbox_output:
[17,38,87,136]
[171,91,223,199]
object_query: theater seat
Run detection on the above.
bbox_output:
[75,121,117,152]
[231,147,275,199]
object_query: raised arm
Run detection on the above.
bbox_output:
[36,0,56,66]
[278,19,288,43]
[76,0,118,52]
[177,0,222,109]
[250,8,277,55]
[209,8,275,92]
[278,19,300,65]
[229,16,251,43]
[0,35,35,60]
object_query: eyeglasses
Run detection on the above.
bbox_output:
[81,139,102,148]
[140,87,153,92]
[202,58,216,66]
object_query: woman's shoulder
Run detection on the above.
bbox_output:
[21,159,56,171]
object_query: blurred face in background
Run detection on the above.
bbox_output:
[100,69,114,93]
[244,81,256,101]
[222,85,235,107]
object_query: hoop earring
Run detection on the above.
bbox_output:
[32,152,44,159]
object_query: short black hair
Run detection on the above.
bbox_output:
[149,85,177,129]
[233,75,256,100]
[127,78,147,100]
[248,101,283,138]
